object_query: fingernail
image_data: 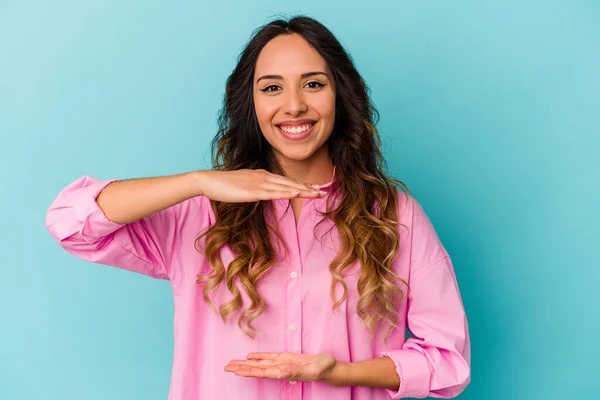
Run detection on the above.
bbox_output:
[311,184,321,189]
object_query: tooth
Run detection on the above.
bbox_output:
[281,123,312,134]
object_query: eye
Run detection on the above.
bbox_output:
[305,81,326,89]
[260,84,280,93]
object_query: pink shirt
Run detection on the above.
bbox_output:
[45,173,470,400]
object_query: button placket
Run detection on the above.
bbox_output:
[280,198,304,400]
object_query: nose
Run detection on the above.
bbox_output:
[282,88,308,116]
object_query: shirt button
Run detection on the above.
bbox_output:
[290,271,298,278]
[288,324,296,332]
[289,380,297,385]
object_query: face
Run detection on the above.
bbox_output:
[253,33,336,166]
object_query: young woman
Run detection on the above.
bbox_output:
[46,16,470,400]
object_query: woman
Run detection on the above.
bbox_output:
[46,16,470,400]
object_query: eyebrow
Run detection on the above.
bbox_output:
[256,71,329,84]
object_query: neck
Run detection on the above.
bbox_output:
[275,145,334,186]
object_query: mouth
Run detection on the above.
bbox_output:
[276,122,316,141]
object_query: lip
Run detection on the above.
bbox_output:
[276,121,316,141]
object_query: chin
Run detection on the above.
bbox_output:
[274,147,317,162]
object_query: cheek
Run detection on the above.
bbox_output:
[318,94,336,140]
[315,93,336,122]
[254,95,279,126]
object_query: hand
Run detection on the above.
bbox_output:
[197,169,326,203]
[224,352,338,383]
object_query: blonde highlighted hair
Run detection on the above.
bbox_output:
[195,16,411,339]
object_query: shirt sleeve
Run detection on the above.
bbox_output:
[45,175,207,281]
[382,197,471,399]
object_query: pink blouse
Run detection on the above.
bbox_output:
[45,173,470,399]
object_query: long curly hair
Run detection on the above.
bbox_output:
[195,15,411,339]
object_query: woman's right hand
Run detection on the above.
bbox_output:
[196,169,326,203]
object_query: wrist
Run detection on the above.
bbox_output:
[322,361,350,387]
[192,170,210,197]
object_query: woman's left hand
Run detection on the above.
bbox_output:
[224,352,337,383]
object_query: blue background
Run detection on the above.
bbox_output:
[1,1,598,399]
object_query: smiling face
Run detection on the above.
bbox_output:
[253,33,336,169]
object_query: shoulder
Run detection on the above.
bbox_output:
[397,191,449,276]
[395,190,413,231]
[395,191,436,233]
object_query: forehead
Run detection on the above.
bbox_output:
[254,33,329,77]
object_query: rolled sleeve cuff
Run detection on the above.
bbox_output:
[47,177,123,242]
[381,349,431,399]
[77,178,124,240]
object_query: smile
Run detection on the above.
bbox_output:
[276,122,316,141]
[278,123,314,134]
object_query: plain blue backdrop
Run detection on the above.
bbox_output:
[1,1,598,399]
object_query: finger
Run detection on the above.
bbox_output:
[255,187,324,200]
[302,182,323,190]
[257,190,301,200]
[259,183,310,197]
[277,183,322,197]
[263,176,327,199]
[225,359,250,365]
[261,186,324,199]
[246,352,298,362]
[226,359,278,368]
[224,364,241,372]
[246,352,281,361]
[233,366,291,380]
[301,189,327,198]
[267,175,319,192]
